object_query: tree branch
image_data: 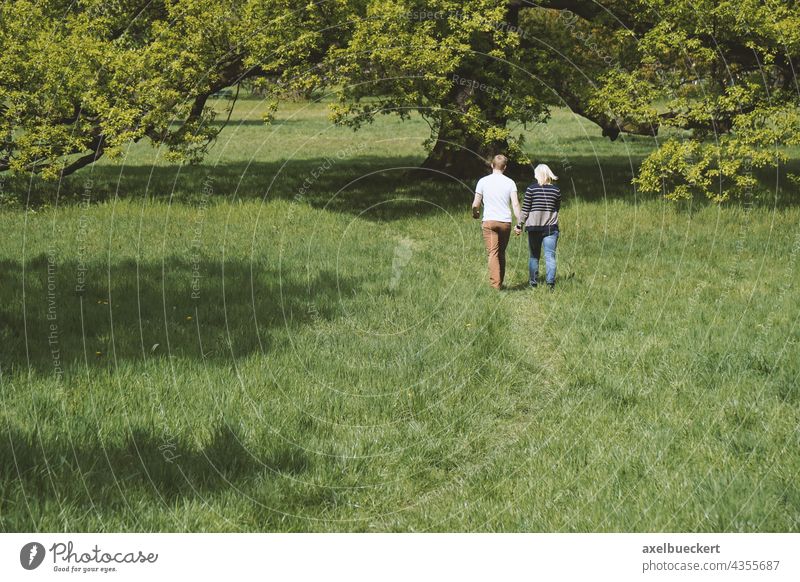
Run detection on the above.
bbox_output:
[57,138,106,178]
[554,84,659,140]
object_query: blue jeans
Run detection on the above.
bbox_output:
[527,230,558,286]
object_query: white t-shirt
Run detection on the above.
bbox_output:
[476,173,516,223]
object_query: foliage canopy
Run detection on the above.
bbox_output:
[1,0,798,201]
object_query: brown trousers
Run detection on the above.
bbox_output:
[481,220,512,289]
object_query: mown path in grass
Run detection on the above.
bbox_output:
[0,98,798,531]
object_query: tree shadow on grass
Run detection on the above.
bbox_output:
[0,156,669,215]
[32,157,491,215]
[0,422,318,530]
[19,156,475,221]
[9,151,800,215]
[11,155,799,218]
[0,256,359,374]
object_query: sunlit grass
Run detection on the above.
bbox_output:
[0,98,798,532]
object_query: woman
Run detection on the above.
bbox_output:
[514,164,560,291]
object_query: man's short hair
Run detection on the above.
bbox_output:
[491,154,508,171]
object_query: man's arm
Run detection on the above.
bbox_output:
[511,190,521,222]
[471,192,482,219]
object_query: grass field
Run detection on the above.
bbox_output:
[1,96,799,532]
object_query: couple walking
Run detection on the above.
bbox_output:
[471,154,561,291]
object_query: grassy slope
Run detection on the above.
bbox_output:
[0,97,798,531]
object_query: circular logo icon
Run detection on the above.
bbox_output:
[20,542,46,570]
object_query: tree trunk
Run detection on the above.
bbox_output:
[418,107,533,180]
[418,119,496,179]
[419,3,528,180]
[417,52,516,181]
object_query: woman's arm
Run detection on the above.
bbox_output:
[517,187,533,227]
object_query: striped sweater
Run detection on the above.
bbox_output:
[518,183,561,233]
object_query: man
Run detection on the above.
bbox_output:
[471,154,521,290]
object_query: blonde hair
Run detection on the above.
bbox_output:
[534,164,558,185]
[491,154,508,171]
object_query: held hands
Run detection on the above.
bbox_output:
[472,206,481,219]
[514,225,522,236]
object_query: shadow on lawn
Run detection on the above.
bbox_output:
[0,256,359,374]
[0,422,314,530]
[13,155,799,215]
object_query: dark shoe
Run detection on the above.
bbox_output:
[547,283,555,292]
[529,281,538,289]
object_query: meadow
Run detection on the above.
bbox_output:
[0,96,798,532]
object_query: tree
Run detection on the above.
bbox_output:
[2,0,798,202]
[611,0,800,201]
[326,0,550,177]
[0,0,347,179]
[329,0,800,198]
